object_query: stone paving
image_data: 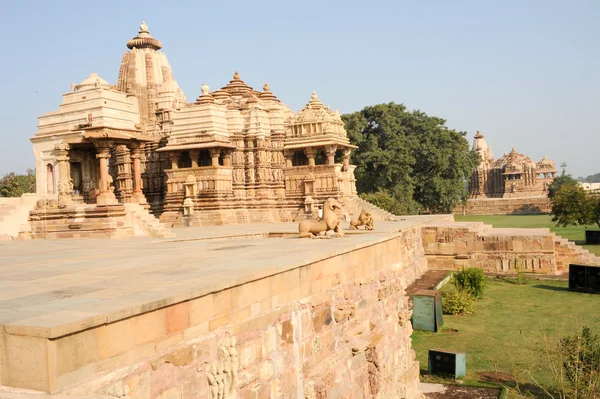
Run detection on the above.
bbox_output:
[0,215,447,340]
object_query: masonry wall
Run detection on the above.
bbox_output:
[422,224,557,274]
[1,228,427,399]
[453,197,551,215]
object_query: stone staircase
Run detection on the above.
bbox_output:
[552,234,600,273]
[124,203,175,238]
[0,194,38,240]
[340,195,396,221]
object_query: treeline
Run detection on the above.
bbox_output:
[0,170,35,197]
[342,102,479,215]
[578,173,600,183]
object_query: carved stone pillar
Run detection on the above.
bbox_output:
[95,141,117,205]
[223,150,232,167]
[189,150,200,168]
[209,148,221,167]
[342,148,351,171]
[53,144,72,205]
[305,147,317,167]
[169,153,180,169]
[114,145,133,203]
[130,144,147,204]
[284,151,293,168]
[325,145,337,165]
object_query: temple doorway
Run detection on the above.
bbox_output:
[70,162,83,195]
[46,164,54,194]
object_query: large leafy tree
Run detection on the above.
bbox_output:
[548,168,579,199]
[342,103,479,214]
[0,170,36,197]
[551,183,600,228]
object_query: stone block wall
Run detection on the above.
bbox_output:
[1,228,427,398]
[28,204,134,239]
[422,223,557,274]
[453,197,551,215]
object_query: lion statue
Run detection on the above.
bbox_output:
[349,209,375,230]
[299,198,346,238]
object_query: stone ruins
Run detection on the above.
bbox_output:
[28,22,368,238]
[456,131,557,215]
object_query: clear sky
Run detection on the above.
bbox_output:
[1,0,598,178]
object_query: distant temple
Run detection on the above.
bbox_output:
[468,131,557,199]
[29,22,364,234]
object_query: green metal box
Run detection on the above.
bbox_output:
[428,349,466,379]
[412,290,443,332]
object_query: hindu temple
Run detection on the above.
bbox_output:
[468,131,557,198]
[28,22,367,238]
[455,131,557,215]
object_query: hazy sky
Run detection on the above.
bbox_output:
[1,0,598,177]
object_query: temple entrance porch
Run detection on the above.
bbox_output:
[53,139,150,207]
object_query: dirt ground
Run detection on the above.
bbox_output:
[424,385,501,399]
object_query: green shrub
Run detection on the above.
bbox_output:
[442,289,475,315]
[559,326,600,398]
[452,267,487,298]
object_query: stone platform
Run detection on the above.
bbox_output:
[0,215,450,398]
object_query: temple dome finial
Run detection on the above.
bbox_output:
[259,82,279,102]
[311,91,318,100]
[195,83,215,104]
[127,21,162,50]
[234,71,240,80]
[201,83,210,96]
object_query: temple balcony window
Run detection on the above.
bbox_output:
[314,150,327,165]
[292,150,308,166]
[178,152,192,168]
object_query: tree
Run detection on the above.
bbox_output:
[547,171,579,199]
[0,170,36,197]
[551,183,600,228]
[342,102,479,214]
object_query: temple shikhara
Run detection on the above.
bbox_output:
[28,22,362,237]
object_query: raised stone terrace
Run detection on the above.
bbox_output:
[0,215,449,398]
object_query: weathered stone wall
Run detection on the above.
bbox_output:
[453,197,551,215]
[28,203,134,239]
[422,223,557,274]
[1,228,427,398]
[423,221,600,275]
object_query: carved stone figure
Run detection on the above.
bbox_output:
[216,366,225,399]
[228,337,238,392]
[183,197,194,216]
[298,198,346,238]
[350,209,374,230]
[207,365,218,399]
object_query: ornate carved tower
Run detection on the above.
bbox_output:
[117,22,188,212]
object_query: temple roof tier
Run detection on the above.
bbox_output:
[221,71,253,95]
[81,127,157,143]
[75,73,112,92]
[156,142,236,152]
[284,140,358,150]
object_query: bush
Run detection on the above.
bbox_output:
[452,267,487,298]
[442,289,475,315]
[558,326,600,398]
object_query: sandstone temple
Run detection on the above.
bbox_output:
[456,131,557,215]
[26,22,375,238]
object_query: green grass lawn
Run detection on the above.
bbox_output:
[412,278,600,397]
[454,214,600,256]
